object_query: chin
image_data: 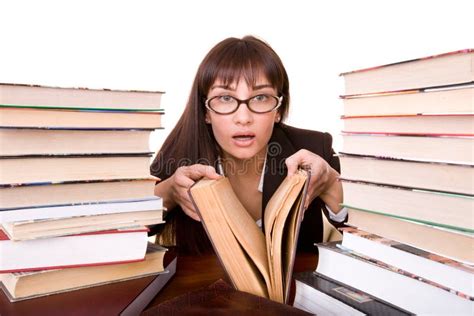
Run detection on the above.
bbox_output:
[225,148,261,161]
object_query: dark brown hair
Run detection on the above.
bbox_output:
[150,35,290,254]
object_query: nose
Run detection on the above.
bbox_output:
[232,101,253,125]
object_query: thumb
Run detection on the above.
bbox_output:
[188,164,221,181]
[203,165,222,180]
[285,155,300,177]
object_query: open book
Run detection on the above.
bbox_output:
[188,170,309,303]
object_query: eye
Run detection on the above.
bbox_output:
[218,95,235,103]
[252,94,269,102]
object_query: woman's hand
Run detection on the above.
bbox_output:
[285,149,342,212]
[154,164,221,221]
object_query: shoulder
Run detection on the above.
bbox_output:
[274,124,334,160]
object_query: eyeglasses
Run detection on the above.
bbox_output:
[205,94,283,115]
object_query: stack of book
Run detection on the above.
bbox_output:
[0,83,172,304]
[294,49,474,315]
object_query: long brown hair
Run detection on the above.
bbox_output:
[150,35,290,254]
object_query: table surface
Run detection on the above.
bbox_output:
[0,250,318,315]
[145,250,319,309]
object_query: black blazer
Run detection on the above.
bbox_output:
[262,124,343,251]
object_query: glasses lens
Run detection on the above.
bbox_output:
[248,95,278,113]
[207,95,279,114]
[208,96,238,114]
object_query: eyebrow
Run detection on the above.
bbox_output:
[210,83,274,91]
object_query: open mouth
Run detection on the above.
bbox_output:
[232,133,256,146]
[233,134,255,141]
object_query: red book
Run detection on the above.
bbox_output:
[0,227,148,273]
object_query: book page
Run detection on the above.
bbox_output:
[190,179,268,298]
[211,179,271,290]
[281,190,305,300]
[263,170,307,302]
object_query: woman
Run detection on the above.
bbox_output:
[150,35,345,255]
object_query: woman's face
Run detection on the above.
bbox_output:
[205,75,281,163]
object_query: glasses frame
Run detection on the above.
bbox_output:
[205,94,283,115]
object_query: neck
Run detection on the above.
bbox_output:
[222,149,266,179]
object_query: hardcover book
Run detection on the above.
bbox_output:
[0,197,163,224]
[2,208,164,241]
[346,208,474,264]
[341,83,474,116]
[316,242,474,315]
[341,133,473,164]
[0,227,149,273]
[0,178,158,210]
[341,179,474,232]
[339,154,473,195]
[294,271,413,315]
[0,243,168,301]
[342,113,474,136]
[341,227,474,297]
[0,127,154,156]
[0,82,164,111]
[340,49,473,95]
[0,249,177,316]
[0,105,163,129]
[188,170,309,303]
[0,154,154,186]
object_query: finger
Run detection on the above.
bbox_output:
[285,152,304,176]
[180,195,201,221]
[175,173,196,189]
[285,149,313,176]
[304,195,310,210]
[187,165,221,181]
[182,205,201,221]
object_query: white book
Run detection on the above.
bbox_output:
[341,228,474,297]
[0,227,148,272]
[316,242,474,315]
[0,197,162,223]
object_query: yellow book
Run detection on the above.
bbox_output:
[189,170,309,303]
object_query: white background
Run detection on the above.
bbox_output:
[1,0,472,152]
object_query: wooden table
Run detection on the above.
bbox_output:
[145,250,319,309]
[0,251,318,315]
